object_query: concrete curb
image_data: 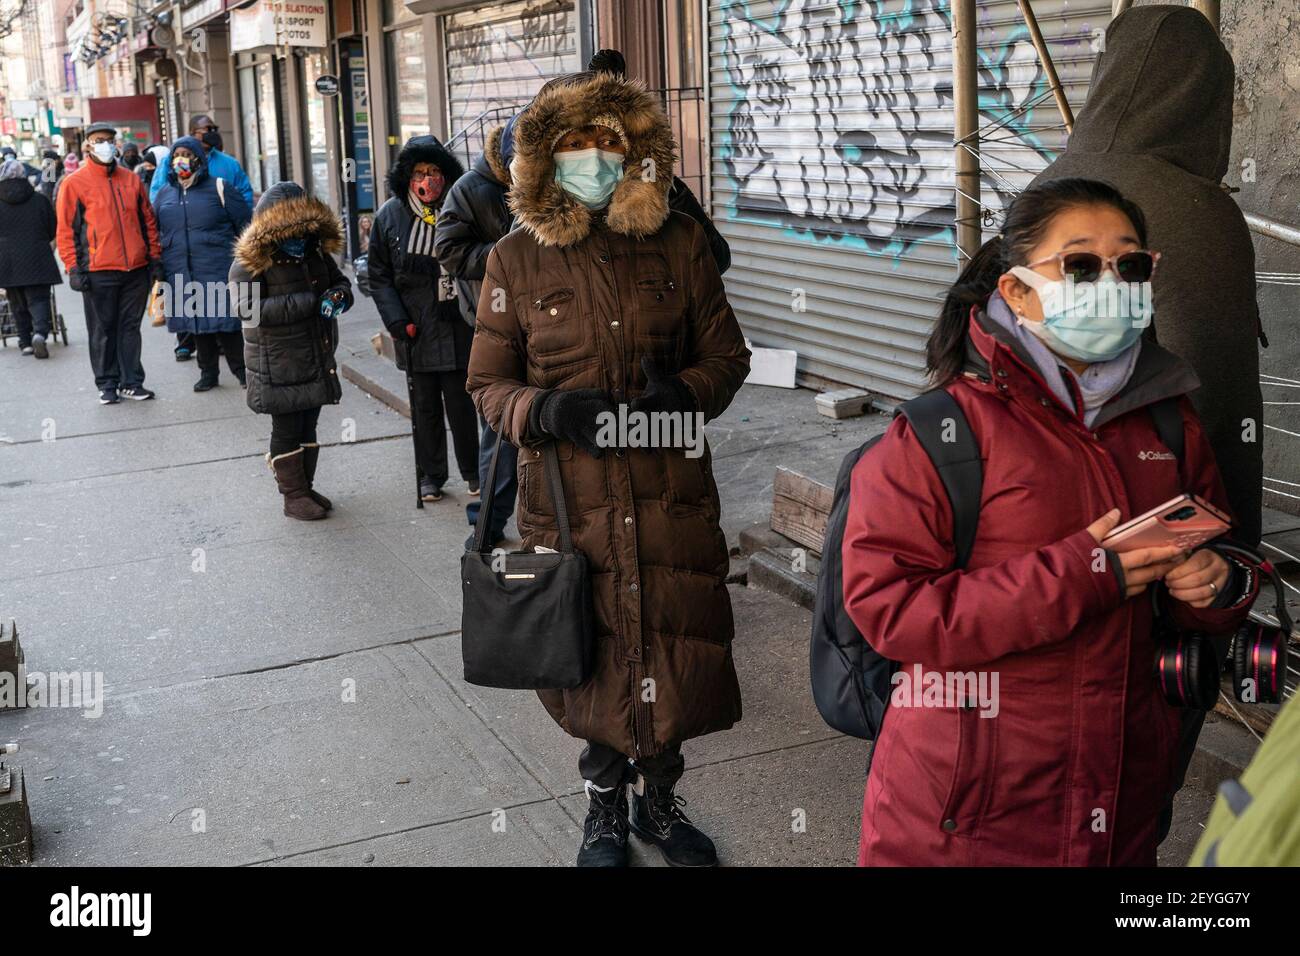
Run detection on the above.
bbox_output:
[340,354,410,420]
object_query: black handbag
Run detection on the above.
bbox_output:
[460,433,594,689]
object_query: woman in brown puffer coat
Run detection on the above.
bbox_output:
[466,71,750,868]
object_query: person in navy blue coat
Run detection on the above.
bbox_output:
[153,136,254,392]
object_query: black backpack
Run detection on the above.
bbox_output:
[810,388,1186,741]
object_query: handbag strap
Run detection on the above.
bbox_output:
[473,431,575,554]
[542,442,574,554]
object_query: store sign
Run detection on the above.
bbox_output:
[230,0,328,52]
[314,74,339,96]
[180,0,225,30]
[10,99,39,119]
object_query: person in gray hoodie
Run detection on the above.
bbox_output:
[1031,5,1263,547]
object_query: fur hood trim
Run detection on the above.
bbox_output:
[484,125,512,186]
[234,193,343,276]
[508,72,675,247]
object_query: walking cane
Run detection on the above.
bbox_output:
[401,323,424,510]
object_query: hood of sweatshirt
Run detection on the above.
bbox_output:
[1067,5,1233,182]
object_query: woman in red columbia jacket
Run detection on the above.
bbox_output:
[842,179,1259,866]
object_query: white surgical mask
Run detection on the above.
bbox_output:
[90,142,118,164]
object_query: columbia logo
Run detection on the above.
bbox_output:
[1139,450,1176,461]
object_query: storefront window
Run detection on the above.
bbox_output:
[257,61,282,191]
[238,65,263,195]
[387,24,430,146]
[301,52,332,199]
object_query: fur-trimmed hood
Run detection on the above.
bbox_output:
[234,186,343,276]
[385,134,464,201]
[477,124,513,187]
[508,71,675,247]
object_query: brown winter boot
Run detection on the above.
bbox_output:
[299,442,333,511]
[267,448,328,521]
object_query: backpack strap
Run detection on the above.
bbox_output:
[897,389,983,569]
[1148,397,1185,465]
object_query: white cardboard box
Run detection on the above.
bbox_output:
[744,340,798,388]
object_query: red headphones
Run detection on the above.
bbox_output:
[1153,543,1291,709]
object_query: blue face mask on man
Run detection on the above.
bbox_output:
[553,148,624,210]
[278,238,307,259]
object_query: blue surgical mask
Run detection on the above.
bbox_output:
[278,238,307,259]
[1009,266,1151,363]
[553,148,624,210]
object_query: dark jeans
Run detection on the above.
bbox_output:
[5,285,52,347]
[580,742,685,790]
[82,268,150,390]
[467,417,519,539]
[411,368,478,487]
[195,330,246,381]
[270,406,322,457]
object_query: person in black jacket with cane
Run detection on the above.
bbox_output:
[370,135,479,504]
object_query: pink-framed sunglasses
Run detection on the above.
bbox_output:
[1026,249,1162,283]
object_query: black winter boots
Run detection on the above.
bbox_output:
[629,779,718,867]
[268,447,328,521]
[576,776,718,867]
[577,783,630,867]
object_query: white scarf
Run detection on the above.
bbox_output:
[406,192,436,256]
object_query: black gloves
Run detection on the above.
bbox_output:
[387,320,414,342]
[529,388,616,457]
[149,259,166,283]
[630,356,696,416]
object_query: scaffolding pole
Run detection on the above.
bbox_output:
[1018,1,1074,134]
[952,0,982,260]
[1191,0,1221,34]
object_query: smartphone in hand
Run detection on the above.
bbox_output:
[1100,494,1231,554]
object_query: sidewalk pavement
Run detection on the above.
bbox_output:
[0,282,1241,865]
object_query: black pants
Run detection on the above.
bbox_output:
[5,285,52,347]
[270,406,322,457]
[411,368,479,486]
[580,742,685,790]
[195,330,246,381]
[176,332,195,354]
[83,268,150,390]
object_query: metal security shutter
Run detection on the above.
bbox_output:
[707,0,1113,398]
[444,0,582,137]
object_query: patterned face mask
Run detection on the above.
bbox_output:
[411,169,445,206]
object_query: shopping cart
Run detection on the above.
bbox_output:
[0,287,69,348]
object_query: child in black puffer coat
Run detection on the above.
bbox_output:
[230,181,353,520]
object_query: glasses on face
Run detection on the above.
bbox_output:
[1027,249,1161,284]
[197,125,219,135]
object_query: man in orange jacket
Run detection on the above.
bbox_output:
[57,121,163,404]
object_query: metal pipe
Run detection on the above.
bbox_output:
[1191,0,1221,35]
[952,0,982,260]
[1245,212,1300,249]
[1017,0,1074,134]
